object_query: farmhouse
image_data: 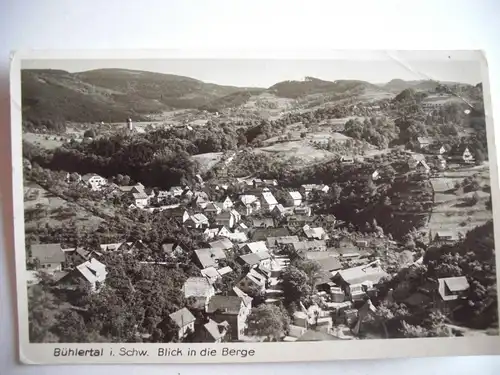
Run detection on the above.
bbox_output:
[437,276,470,302]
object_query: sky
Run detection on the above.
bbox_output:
[21,56,483,88]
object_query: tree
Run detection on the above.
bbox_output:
[28,287,59,342]
[246,304,290,341]
[84,129,97,139]
[279,266,310,304]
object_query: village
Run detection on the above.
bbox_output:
[25,126,490,343]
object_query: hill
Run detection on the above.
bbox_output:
[382,79,472,93]
[268,76,381,99]
[21,68,260,130]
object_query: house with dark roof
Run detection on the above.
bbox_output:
[239,241,269,254]
[183,277,215,310]
[237,251,271,268]
[251,227,290,241]
[206,295,251,341]
[266,235,299,249]
[169,307,196,340]
[30,243,66,272]
[251,218,276,229]
[203,225,231,241]
[204,202,223,215]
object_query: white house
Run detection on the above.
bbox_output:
[221,196,233,210]
[185,213,209,229]
[81,174,107,191]
[286,191,303,207]
[60,258,107,292]
[169,308,196,340]
[261,192,278,212]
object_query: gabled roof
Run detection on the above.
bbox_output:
[241,241,269,254]
[169,307,196,327]
[81,174,105,182]
[251,218,275,229]
[272,204,285,213]
[240,194,259,206]
[334,261,389,285]
[206,296,243,314]
[194,248,226,268]
[204,319,229,341]
[288,191,302,200]
[218,266,233,277]
[231,287,253,307]
[296,330,341,341]
[443,276,470,293]
[316,257,342,272]
[292,240,327,252]
[245,269,267,287]
[303,227,328,240]
[75,258,106,283]
[162,243,183,254]
[209,238,233,250]
[261,192,278,205]
[417,136,434,145]
[251,227,290,240]
[238,252,270,267]
[30,243,65,264]
[201,266,220,280]
[183,277,213,297]
[266,235,299,248]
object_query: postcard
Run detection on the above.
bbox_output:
[9,50,500,364]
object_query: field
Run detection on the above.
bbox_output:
[192,152,224,173]
[255,140,336,165]
[426,164,492,241]
[23,132,66,150]
[24,183,104,230]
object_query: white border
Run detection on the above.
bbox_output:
[9,49,500,365]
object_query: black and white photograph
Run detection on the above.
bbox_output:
[11,51,500,362]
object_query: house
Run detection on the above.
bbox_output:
[271,204,286,218]
[115,240,149,255]
[203,225,231,241]
[266,235,299,249]
[237,195,261,215]
[237,268,268,294]
[261,192,278,212]
[438,276,470,301]
[291,240,327,253]
[169,307,196,340]
[433,231,459,244]
[435,155,447,170]
[219,230,248,243]
[194,248,227,269]
[156,190,172,202]
[185,213,209,229]
[29,243,66,272]
[215,211,238,229]
[209,238,234,251]
[81,174,107,191]
[183,277,215,310]
[251,227,290,241]
[300,184,330,199]
[286,215,316,227]
[132,191,149,208]
[315,257,342,273]
[161,243,185,259]
[237,251,271,268]
[286,191,302,207]
[217,266,233,277]
[303,226,329,240]
[204,202,223,215]
[221,196,233,210]
[251,218,275,229]
[201,267,221,284]
[417,137,434,150]
[371,170,380,181]
[200,319,230,343]
[206,295,251,341]
[170,186,184,197]
[59,258,107,292]
[415,159,431,174]
[332,260,389,301]
[430,144,450,155]
[240,241,269,254]
[294,206,312,216]
[192,194,209,209]
[340,156,354,164]
[166,208,190,223]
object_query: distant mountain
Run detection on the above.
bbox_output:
[381,79,472,93]
[268,77,381,99]
[21,68,261,127]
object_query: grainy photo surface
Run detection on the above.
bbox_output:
[16,52,499,353]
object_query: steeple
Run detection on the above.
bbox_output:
[127,117,133,131]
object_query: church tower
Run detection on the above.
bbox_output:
[127,117,133,131]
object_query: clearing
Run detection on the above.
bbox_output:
[255,140,336,165]
[426,164,492,240]
[192,152,224,173]
[24,183,104,230]
[23,132,65,150]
